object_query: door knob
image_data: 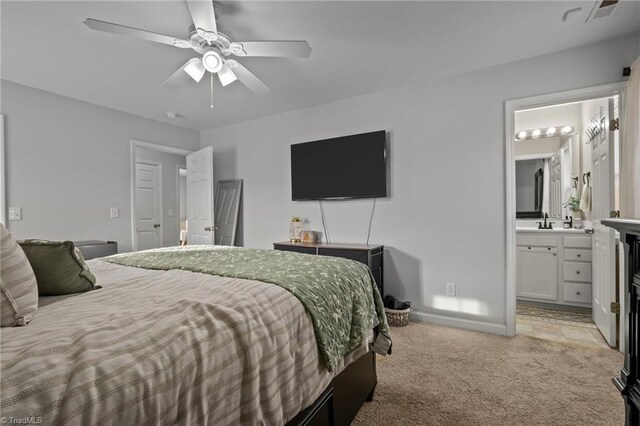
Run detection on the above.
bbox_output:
[153,224,160,229]
[204,226,212,231]
[214,226,218,231]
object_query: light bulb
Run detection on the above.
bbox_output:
[532,129,541,138]
[561,125,573,134]
[546,127,556,136]
[202,50,223,73]
[516,131,527,140]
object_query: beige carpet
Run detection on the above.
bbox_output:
[353,322,624,426]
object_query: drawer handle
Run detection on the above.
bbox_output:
[553,253,556,256]
[577,254,582,258]
[576,291,581,295]
[576,271,580,274]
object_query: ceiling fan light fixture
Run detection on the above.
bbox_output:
[202,50,223,73]
[183,58,206,82]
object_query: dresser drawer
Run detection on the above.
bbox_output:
[274,244,316,255]
[317,248,368,265]
[564,236,592,249]
[516,234,558,247]
[563,262,592,283]
[564,249,592,262]
[563,282,592,304]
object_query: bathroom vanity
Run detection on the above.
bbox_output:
[516,228,593,307]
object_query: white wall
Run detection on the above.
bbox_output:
[200,34,638,330]
[1,80,200,252]
[135,147,187,247]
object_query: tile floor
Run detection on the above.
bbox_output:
[516,315,610,349]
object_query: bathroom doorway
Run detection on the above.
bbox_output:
[505,83,626,351]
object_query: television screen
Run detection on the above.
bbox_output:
[291,130,387,200]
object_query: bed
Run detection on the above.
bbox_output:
[0,246,390,426]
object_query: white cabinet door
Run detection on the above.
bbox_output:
[517,246,558,301]
[186,147,214,245]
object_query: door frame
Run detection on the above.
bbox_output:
[130,140,193,251]
[504,82,627,341]
[176,164,187,244]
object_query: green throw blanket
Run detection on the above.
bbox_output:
[102,246,391,370]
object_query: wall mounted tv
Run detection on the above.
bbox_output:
[291,130,387,201]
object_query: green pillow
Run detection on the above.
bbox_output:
[18,240,96,296]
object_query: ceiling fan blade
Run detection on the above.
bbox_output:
[229,41,311,58]
[84,18,191,48]
[162,58,206,87]
[186,0,217,39]
[217,63,238,87]
[226,60,271,95]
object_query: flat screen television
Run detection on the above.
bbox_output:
[291,130,387,200]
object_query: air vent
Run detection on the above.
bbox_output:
[586,0,620,22]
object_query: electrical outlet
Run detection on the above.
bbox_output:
[110,207,120,219]
[446,282,456,297]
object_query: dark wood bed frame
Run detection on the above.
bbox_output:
[286,348,377,426]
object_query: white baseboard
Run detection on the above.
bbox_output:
[409,311,507,336]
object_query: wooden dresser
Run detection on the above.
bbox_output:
[273,242,384,296]
[603,219,640,425]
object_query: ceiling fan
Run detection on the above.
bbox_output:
[84,0,311,101]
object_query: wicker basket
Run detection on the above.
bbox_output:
[385,307,411,327]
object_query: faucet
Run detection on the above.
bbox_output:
[537,213,555,230]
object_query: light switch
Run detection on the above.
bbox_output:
[8,207,22,221]
[110,207,120,219]
[168,209,174,217]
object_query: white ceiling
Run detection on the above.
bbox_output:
[2,1,639,131]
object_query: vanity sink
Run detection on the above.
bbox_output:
[516,227,590,234]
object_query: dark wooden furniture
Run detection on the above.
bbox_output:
[74,240,118,260]
[286,348,376,426]
[603,219,640,425]
[273,242,384,296]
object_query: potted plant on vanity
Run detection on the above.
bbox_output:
[563,195,584,229]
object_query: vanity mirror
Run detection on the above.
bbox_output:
[515,136,579,220]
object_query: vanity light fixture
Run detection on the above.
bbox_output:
[515,125,575,140]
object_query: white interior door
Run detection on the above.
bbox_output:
[214,179,242,246]
[135,162,162,251]
[186,147,214,245]
[591,98,616,347]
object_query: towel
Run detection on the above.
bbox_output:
[580,183,591,212]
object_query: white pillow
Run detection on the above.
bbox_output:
[0,224,38,326]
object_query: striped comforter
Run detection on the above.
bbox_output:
[0,260,369,426]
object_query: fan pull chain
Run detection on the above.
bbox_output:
[210,73,214,109]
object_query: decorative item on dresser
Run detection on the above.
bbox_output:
[602,219,640,426]
[274,242,384,296]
